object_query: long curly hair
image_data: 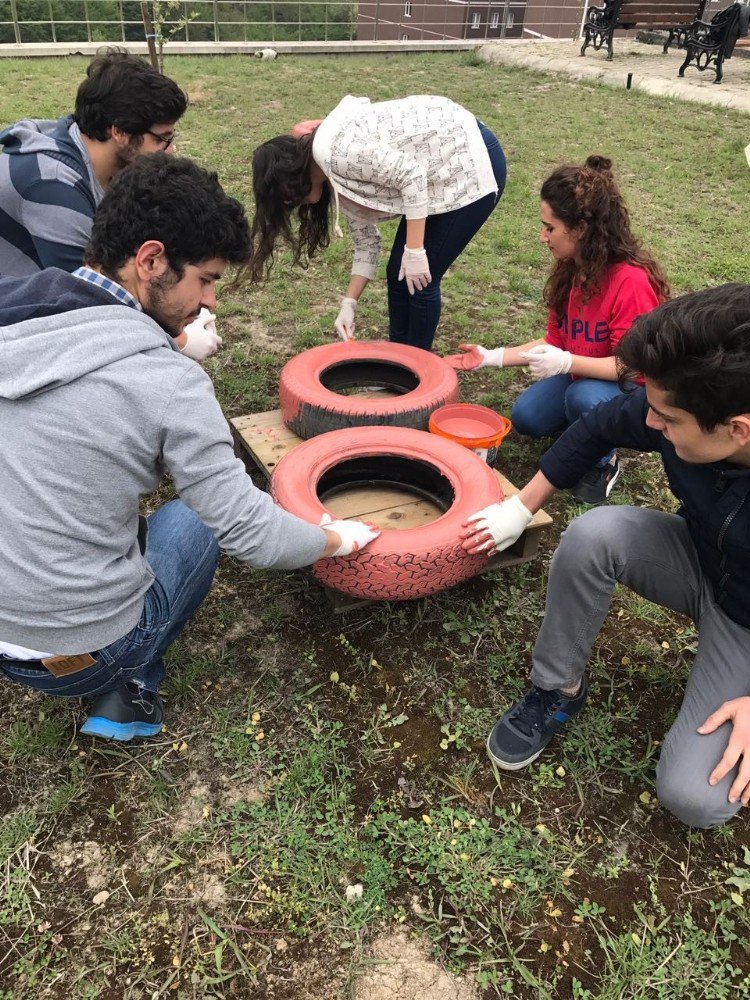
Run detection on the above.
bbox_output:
[249,133,331,282]
[541,155,670,321]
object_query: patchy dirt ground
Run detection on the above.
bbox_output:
[355,933,477,1000]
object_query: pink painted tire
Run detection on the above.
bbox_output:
[279,341,459,439]
[271,426,504,601]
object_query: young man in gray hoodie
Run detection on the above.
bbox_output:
[0,153,378,742]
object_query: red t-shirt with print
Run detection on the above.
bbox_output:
[545,262,659,380]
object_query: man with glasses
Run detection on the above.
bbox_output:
[0,48,186,278]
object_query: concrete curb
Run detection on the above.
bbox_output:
[0,39,477,59]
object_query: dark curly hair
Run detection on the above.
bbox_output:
[617,283,750,430]
[84,154,251,277]
[249,133,331,282]
[74,48,188,142]
[541,155,670,322]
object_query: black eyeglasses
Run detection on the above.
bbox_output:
[146,129,177,148]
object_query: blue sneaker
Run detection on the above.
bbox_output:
[80,682,164,741]
[487,678,588,771]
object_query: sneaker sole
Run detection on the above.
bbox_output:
[486,735,546,771]
[80,717,163,741]
[604,463,621,498]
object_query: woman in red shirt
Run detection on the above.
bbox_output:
[450,155,669,504]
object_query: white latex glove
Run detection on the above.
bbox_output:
[461,495,533,555]
[398,247,432,295]
[520,343,573,380]
[181,308,222,361]
[334,297,357,341]
[319,512,380,557]
[444,344,505,371]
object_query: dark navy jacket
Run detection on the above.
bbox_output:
[539,388,750,630]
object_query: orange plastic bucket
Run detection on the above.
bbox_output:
[429,403,512,465]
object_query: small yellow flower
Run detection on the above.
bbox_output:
[422,814,432,825]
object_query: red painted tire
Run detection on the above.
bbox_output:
[279,341,459,439]
[271,426,504,601]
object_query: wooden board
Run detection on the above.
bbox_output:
[230,409,553,609]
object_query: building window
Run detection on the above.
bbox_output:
[470,11,481,28]
[404,1,412,16]
[401,32,409,39]
[505,10,515,28]
[490,11,500,28]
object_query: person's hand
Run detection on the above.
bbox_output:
[520,343,572,380]
[699,696,750,804]
[181,308,222,361]
[334,297,357,341]
[460,495,533,555]
[320,512,380,556]
[443,345,505,371]
[398,247,431,295]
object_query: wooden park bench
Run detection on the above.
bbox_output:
[679,2,745,83]
[580,0,708,60]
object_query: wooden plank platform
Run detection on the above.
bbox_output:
[231,409,553,607]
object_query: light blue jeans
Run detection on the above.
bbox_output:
[510,374,629,467]
[0,500,219,697]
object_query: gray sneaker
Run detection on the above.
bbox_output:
[80,682,164,741]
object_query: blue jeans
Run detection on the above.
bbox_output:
[510,375,629,467]
[387,122,507,352]
[0,501,219,698]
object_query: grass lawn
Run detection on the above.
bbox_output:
[0,51,749,999]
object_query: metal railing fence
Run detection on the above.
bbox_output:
[0,1,358,44]
[0,0,734,46]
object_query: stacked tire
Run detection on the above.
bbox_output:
[279,341,459,438]
[273,341,502,601]
[271,426,503,601]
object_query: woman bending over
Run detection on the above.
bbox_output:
[250,95,506,352]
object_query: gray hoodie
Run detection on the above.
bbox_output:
[0,270,326,654]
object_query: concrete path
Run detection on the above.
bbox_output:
[479,38,750,113]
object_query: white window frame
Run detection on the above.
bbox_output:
[404,1,412,17]
[470,11,481,28]
[490,10,500,28]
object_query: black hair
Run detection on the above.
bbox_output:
[85,154,251,276]
[249,134,331,282]
[74,48,188,141]
[617,283,750,430]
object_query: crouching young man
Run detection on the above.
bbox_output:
[462,284,750,828]
[0,154,378,742]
